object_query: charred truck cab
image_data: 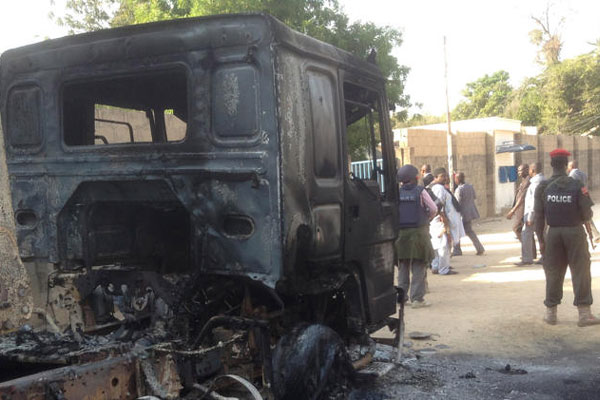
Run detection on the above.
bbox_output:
[0,14,398,399]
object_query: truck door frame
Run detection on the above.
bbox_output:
[338,70,398,326]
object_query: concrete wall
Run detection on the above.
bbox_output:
[455,132,488,217]
[485,134,496,218]
[538,135,558,179]
[574,136,589,185]
[592,139,600,189]
[398,129,448,172]
[398,128,494,217]
[515,133,539,168]
[559,136,575,156]
[396,129,600,217]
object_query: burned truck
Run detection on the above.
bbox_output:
[0,13,398,399]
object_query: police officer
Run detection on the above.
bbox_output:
[534,149,600,327]
[395,165,437,308]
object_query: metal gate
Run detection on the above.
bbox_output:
[350,159,385,192]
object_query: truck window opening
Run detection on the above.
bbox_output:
[63,68,188,146]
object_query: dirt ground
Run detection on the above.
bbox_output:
[363,200,600,399]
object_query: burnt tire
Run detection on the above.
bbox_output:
[271,324,354,400]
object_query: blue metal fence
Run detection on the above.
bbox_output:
[350,159,385,192]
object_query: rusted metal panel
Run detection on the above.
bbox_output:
[0,355,138,400]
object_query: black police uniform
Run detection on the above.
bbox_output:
[534,173,594,307]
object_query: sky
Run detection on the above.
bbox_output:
[1,0,600,116]
[342,0,600,114]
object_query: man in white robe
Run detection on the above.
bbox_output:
[429,168,464,275]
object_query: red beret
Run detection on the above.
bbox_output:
[549,148,571,158]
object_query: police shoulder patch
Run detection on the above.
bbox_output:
[582,186,589,196]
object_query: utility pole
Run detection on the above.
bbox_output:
[444,36,454,184]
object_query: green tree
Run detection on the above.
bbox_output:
[452,71,513,120]
[51,0,117,33]
[504,77,543,127]
[56,0,410,111]
[505,51,600,135]
[540,53,600,134]
[394,113,445,129]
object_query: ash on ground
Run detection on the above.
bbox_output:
[355,347,600,400]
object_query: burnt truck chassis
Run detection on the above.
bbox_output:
[0,268,398,399]
[0,13,400,399]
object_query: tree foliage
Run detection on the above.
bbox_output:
[452,71,513,120]
[394,113,445,129]
[504,77,543,127]
[539,53,600,134]
[51,0,117,33]
[55,0,410,111]
[454,52,600,136]
[446,6,599,135]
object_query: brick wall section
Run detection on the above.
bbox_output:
[559,135,575,155]
[455,131,488,217]
[592,139,600,189]
[485,134,496,217]
[516,134,539,169]
[404,129,448,174]
[394,129,600,216]
[398,129,493,217]
[574,136,590,188]
[538,135,558,179]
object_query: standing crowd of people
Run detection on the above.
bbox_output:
[506,162,545,265]
[396,163,484,308]
[396,149,600,327]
